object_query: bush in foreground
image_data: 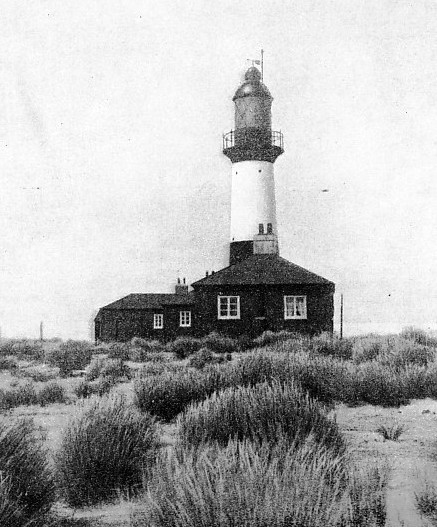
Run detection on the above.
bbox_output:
[134,440,387,527]
[56,395,159,507]
[0,418,55,526]
[177,380,345,455]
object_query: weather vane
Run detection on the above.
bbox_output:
[246,49,264,81]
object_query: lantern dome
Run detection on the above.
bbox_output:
[233,67,272,100]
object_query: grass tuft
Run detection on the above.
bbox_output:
[55,395,159,507]
[376,423,405,441]
[0,417,55,525]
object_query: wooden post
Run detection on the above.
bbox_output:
[340,294,343,340]
[40,321,44,342]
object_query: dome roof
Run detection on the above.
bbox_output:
[233,66,272,100]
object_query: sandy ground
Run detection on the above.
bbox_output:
[336,399,437,526]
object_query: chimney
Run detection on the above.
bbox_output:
[175,277,188,296]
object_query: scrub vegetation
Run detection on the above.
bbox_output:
[0,328,435,525]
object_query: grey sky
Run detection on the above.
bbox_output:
[1,0,436,338]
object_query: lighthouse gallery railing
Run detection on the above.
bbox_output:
[222,130,284,150]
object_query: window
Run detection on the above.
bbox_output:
[153,313,163,329]
[218,296,240,319]
[180,310,191,327]
[258,223,264,234]
[267,223,273,234]
[284,296,307,320]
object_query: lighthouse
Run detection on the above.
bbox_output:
[223,66,284,265]
[95,62,335,342]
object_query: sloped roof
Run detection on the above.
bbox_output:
[100,292,194,310]
[192,254,334,287]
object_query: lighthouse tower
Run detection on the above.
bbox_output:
[223,66,284,266]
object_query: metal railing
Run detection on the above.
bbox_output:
[223,130,284,150]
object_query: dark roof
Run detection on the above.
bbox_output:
[192,255,334,287]
[100,292,194,310]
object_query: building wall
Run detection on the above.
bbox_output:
[192,284,334,338]
[96,305,194,342]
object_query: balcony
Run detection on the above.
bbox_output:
[223,129,284,163]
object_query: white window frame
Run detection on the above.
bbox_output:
[284,296,307,320]
[153,313,164,329]
[180,310,191,327]
[218,296,240,320]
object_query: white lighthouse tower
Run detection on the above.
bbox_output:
[223,66,284,265]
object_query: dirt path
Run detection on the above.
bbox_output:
[335,399,437,526]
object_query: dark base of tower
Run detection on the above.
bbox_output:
[223,145,283,163]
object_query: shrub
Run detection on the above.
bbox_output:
[0,339,15,356]
[107,342,131,360]
[0,383,38,409]
[0,356,18,371]
[311,334,354,360]
[166,337,202,359]
[74,377,115,398]
[85,357,106,381]
[10,340,44,359]
[56,395,159,507]
[134,369,207,421]
[352,335,386,363]
[101,358,132,380]
[252,329,297,349]
[86,358,131,382]
[188,348,224,369]
[37,382,67,406]
[45,340,93,376]
[177,380,345,455]
[401,326,437,347]
[136,361,184,378]
[130,338,165,359]
[201,332,239,354]
[16,366,58,382]
[379,337,435,368]
[416,482,437,523]
[0,418,55,525]
[134,440,387,527]
[134,351,169,363]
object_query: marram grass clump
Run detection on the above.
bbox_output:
[56,394,159,507]
[177,379,345,455]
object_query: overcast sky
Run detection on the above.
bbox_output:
[1,0,437,339]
